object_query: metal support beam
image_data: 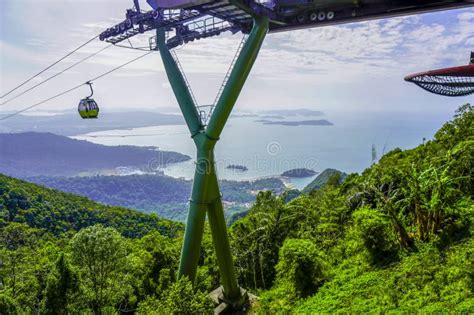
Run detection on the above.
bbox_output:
[156,28,203,136]
[156,15,268,305]
[206,16,268,140]
[206,162,240,300]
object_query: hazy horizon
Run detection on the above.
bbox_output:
[1,1,473,120]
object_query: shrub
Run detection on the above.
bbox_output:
[352,207,398,265]
[275,238,326,298]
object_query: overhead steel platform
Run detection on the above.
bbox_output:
[100,0,474,48]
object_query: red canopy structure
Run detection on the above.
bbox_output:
[405,53,474,97]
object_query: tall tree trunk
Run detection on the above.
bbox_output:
[387,203,413,248]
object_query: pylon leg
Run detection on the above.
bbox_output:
[205,16,269,139]
[155,28,203,136]
[177,145,214,282]
[156,15,269,305]
[206,162,240,300]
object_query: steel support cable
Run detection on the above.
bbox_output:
[0,51,153,121]
[88,51,152,81]
[1,44,113,106]
[1,35,99,99]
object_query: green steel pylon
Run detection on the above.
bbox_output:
[156,16,268,303]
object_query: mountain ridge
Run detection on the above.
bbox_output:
[0,132,190,177]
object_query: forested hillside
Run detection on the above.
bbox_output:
[0,175,181,238]
[302,168,347,192]
[0,104,472,314]
[27,175,286,221]
[230,104,473,313]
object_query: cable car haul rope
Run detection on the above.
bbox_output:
[0,45,112,107]
[0,35,100,99]
[0,49,153,121]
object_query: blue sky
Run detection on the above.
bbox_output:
[0,1,473,117]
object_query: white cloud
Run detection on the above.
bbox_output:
[457,12,474,21]
[1,2,473,113]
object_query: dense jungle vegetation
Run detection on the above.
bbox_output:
[28,175,285,221]
[0,104,472,314]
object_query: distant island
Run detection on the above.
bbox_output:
[259,109,324,117]
[260,115,285,119]
[226,164,248,171]
[256,119,333,126]
[281,168,318,178]
[231,113,259,118]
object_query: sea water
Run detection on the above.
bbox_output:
[72,109,454,190]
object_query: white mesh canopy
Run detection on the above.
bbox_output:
[405,64,474,97]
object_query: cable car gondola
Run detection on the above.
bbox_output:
[78,81,99,119]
